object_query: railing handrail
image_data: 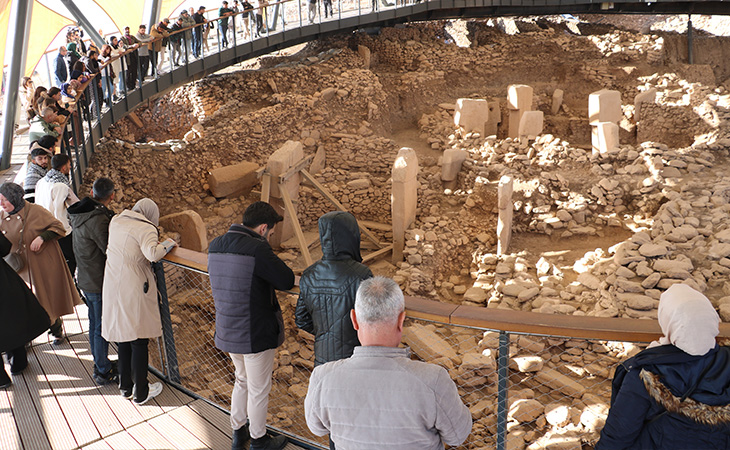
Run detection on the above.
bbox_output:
[162,247,730,343]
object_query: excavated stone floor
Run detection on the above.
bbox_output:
[85,14,730,449]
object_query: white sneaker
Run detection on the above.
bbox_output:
[134,382,163,405]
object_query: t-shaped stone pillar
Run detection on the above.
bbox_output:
[266,140,304,248]
[391,147,418,263]
[588,89,622,155]
[518,111,544,141]
[454,98,490,134]
[507,85,533,138]
[497,175,513,256]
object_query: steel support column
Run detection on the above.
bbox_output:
[687,14,694,64]
[60,0,106,48]
[147,0,163,31]
[0,0,32,171]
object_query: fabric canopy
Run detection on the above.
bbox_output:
[25,0,73,76]
[0,0,11,73]
[92,0,145,34]
[0,0,74,76]
[160,0,185,21]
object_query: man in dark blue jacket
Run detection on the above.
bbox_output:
[53,46,68,87]
[209,201,294,450]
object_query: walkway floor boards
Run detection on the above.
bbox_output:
[32,343,102,447]
[21,346,78,450]
[0,386,26,449]
[1,304,311,450]
[167,403,232,450]
[52,335,126,440]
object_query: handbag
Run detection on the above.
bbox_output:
[3,208,28,272]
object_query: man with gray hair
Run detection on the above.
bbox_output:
[304,276,472,449]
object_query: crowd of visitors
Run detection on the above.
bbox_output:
[8,6,730,450]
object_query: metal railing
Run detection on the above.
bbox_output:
[153,248,730,449]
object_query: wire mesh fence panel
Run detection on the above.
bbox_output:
[158,261,646,450]
[402,319,645,450]
[158,261,327,448]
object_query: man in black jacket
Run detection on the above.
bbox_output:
[296,211,373,367]
[67,177,117,385]
[209,201,294,450]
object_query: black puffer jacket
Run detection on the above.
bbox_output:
[67,197,115,293]
[296,212,373,366]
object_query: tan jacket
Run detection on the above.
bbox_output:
[1,203,81,321]
[150,28,169,52]
[101,209,168,343]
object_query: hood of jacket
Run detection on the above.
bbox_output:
[628,345,730,408]
[68,197,113,228]
[319,211,362,262]
[642,368,730,426]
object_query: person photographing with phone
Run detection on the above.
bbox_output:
[101,198,176,405]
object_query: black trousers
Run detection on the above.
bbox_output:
[139,55,150,78]
[58,233,76,278]
[117,338,149,401]
[0,346,27,383]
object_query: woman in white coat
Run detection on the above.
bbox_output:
[102,198,175,405]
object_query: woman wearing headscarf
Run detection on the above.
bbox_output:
[102,198,176,405]
[597,283,730,449]
[0,232,51,388]
[0,182,82,345]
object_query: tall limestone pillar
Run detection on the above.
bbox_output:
[497,175,513,256]
[588,89,622,155]
[266,140,304,249]
[392,147,419,262]
[508,85,533,138]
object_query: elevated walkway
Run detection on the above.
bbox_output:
[1,305,306,450]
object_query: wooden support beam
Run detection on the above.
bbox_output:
[260,173,271,203]
[279,182,313,267]
[279,155,313,184]
[300,169,383,248]
[127,111,144,128]
[362,244,393,263]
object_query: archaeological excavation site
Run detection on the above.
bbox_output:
[83,14,730,449]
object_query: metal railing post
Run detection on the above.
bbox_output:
[154,261,181,383]
[497,331,509,450]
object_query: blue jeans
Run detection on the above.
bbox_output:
[85,291,111,375]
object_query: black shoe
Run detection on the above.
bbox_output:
[93,366,118,385]
[0,371,10,389]
[10,358,27,375]
[231,424,250,450]
[250,434,287,450]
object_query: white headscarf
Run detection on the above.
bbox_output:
[132,198,160,226]
[647,283,719,356]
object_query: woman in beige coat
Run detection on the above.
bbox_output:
[0,182,82,345]
[102,198,175,405]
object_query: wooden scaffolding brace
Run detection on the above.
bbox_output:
[259,156,393,267]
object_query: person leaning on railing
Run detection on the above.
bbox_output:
[150,21,171,76]
[597,283,730,449]
[169,17,185,67]
[101,198,176,405]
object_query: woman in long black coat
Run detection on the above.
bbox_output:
[0,232,50,388]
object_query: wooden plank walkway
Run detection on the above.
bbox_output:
[2,305,309,450]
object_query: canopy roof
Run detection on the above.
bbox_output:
[1,0,184,77]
